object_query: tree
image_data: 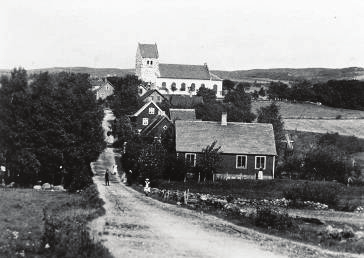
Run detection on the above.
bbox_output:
[107,75,141,117]
[0,69,105,188]
[137,140,166,182]
[267,81,289,100]
[196,87,216,103]
[223,86,252,111]
[197,141,222,182]
[257,102,285,158]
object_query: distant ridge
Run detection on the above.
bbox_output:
[211,67,364,83]
[1,66,364,82]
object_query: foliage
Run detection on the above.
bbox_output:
[318,133,364,154]
[0,68,105,188]
[42,185,112,258]
[283,181,343,208]
[107,75,141,117]
[303,145,350,183]
[255,205,295,230]
[267,79,364,110]
[196,87,216,103]
[222,79,236,92]
[137,140,166,181]
[256,102,285,157]
[111,115,134,148]
[196,141,222,181]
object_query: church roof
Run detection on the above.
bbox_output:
[138,43,159,58]
[158,63,211,80]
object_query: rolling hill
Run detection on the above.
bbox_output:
[1,67,364,82]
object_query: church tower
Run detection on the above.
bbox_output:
[135,43,159,85]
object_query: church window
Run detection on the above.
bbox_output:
[201,83,205,88]
[150,61,153,65]
[162,82,167,89]
[213,84,218,93]
[190,83,196,92]
[147,60,150,65]
[171,82,177,92]
[180,83,186,91]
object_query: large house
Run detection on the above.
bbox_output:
[135,43,223,99]
[175,113,277,180]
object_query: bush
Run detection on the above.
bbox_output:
[283,181,343,208]
[255,205,295,230]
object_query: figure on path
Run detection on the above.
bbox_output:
[105,169,110,186]
[112,164,118,175]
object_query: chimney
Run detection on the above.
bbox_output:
[221,112,227,126]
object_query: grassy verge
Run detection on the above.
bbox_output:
[0,185,112,258]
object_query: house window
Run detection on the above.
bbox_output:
[255,156,266,169]
[157,96,161,101]
[185,153,196,167]
[149,107,155,114]
[180,83,186,91]
[138,88,143,95]
[236,155,247,169]
[163,125,168,130]
[142,118,149,125]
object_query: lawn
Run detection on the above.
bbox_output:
[252,101,364,119]
[0,186,112,258]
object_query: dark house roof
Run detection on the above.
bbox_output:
[139,89,166,102]
[170,109,196,121]
[138,43,159,58]
[165,95,204,108]
[159,63,211,80]
[175,120,277,155]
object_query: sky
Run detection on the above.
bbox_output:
[1,0,364,71]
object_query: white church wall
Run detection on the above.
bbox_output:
[155,78,222,98]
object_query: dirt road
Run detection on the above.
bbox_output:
[88,108,360,258]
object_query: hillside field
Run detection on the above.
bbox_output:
[284,119,364,139]
[252,101,364,119]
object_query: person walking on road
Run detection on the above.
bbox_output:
[105,169,110,186]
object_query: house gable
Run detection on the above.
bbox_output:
[139,89,166,103]
[130,100,167,131]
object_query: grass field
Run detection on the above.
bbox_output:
[252,101,364,119]
[0,186,111,258]
[284,119,364,139]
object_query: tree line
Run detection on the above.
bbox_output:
[267,80,364,110]
[0,68,105,189]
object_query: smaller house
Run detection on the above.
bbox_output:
[129,100,168,133]
[140,115,172,138]
[92,79,115,100]
[139,89,167,104]
[175,113,277,180]
[169,109,196,121]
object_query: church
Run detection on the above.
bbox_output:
[135,43,223,99]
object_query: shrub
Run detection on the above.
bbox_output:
[255,205,295,230]
[283,181,343,208]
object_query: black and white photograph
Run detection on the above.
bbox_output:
[1,0,364,257]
